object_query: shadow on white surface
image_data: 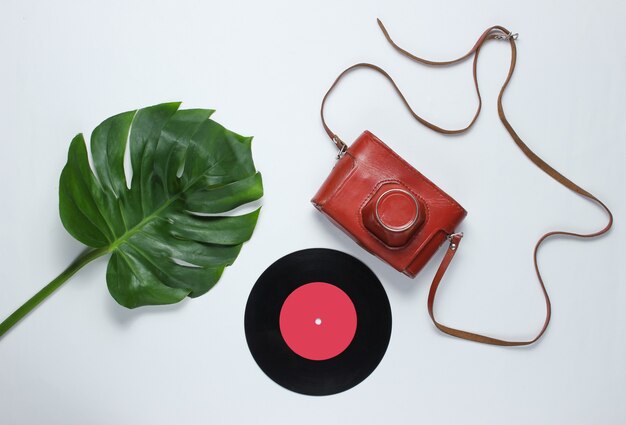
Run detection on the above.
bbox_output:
[104,295,189,326]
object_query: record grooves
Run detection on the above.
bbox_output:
[244,248,392,396]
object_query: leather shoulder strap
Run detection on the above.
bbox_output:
[320,19,613,346]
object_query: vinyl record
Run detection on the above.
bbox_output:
[244,248,392,396]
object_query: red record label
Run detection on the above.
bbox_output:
[279,282,357,361]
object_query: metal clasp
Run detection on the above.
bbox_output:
[495,31,519,40]
[334,136,348,160]
[446,232,464,251]
[446,232,464,241]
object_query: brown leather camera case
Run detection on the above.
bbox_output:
[312,130,466,278]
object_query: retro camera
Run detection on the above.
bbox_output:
[312,131,466,278]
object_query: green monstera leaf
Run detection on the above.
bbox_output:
[0,102,263,338]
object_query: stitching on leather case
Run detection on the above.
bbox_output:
[316,152,356,210]
[402,229,447,275]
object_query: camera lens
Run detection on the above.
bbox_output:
[375,189,419,232]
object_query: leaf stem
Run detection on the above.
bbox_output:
[0,247,108,340]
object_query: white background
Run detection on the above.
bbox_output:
[0,0,624,424]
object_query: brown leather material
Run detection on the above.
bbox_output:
[317,19,613,346]
[312,131,467,278]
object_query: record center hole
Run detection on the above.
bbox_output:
[314,318,322,326]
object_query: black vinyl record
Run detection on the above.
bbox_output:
[244,248,392,396]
